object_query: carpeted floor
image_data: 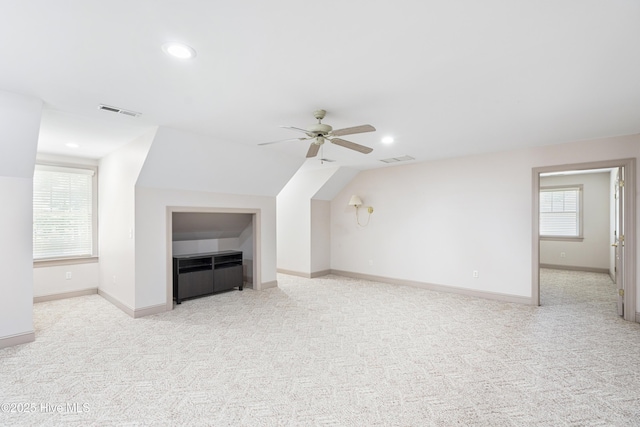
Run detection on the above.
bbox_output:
[1,269,639,426]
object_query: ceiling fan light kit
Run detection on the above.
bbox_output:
[259,109,376,158]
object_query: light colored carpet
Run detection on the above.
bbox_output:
[1,269,639,426]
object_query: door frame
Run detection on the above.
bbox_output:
[532,158,636,322]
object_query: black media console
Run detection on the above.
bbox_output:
[173,250,243,304]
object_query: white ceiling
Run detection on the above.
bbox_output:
[2,1,639,169]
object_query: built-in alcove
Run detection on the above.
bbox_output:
[171,212,256,293]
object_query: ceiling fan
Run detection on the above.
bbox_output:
[258,110,375,158]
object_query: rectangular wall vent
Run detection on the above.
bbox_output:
[380,155,415,164]
[98,104,141,118]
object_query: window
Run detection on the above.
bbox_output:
[33,164,97,260]
[539,185,582,239]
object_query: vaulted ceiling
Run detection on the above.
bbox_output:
[2,1,639,170]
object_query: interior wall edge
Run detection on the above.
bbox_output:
[98,289,134,318]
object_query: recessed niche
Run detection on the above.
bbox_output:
[171,212,255,288]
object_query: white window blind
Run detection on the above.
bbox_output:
[540,187,580,237]
[33,165,95,259]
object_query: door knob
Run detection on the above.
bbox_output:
[612,243,618,247]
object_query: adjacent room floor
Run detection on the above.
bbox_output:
[1,269,639,426]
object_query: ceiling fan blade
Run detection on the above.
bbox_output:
[280,125,310,135]
[330,137,373,154]
[306,143,321,158]
[330,124,376,137]
[258,137,309,146]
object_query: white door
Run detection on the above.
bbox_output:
[614,167,625,316]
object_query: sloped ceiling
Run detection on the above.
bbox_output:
[1,1,638,169]
[172,212,252,241]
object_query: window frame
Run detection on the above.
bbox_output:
[539,184,584,241]
[33,161,99,265]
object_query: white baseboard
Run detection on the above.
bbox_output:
[133,304,167,318]
[330,269,532,305]
[276,269,331,279]
[0,331,35,349]
[98,289,134,318]
[261,280,278,290]
[277,268,310,278]
[311,269,331,278]
[34,288,98,303]
[98,289,167,318]
[540,264,610,274]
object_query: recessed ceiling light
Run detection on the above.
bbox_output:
[65,143,79,148]
[162,42,197,59]
[382,136,394,144]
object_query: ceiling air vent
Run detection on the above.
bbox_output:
[98,104,141,118]
[380,155,415,164]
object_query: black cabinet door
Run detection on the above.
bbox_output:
[178,270,214,299]
[213,265,243,292]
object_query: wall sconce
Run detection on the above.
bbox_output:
[348,195,374,227]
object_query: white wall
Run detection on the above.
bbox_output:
[331,134,640,303]
[239,221,254,261]
[0,178,36,340]
[0,90,41,343]
[540,172,611,270]
[310,199,331,273]
[276,179,312,274]
[0,91,41,178]
[239,221,254,282]
[98,130,155,309]
[33,262,100,297]
[277,166,350,275]
[137,126,303,196]
[610,169,617,278]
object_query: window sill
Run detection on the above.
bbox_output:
[33,257,99,268]
[540,236,584,242]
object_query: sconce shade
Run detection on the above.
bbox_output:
[348,195,363,207]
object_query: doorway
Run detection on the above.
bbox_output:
[532,159,636,322]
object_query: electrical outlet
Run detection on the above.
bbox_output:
[473,270,479,278]
[368,259,373,266]
[560,252,566,258]
[113,275,117,284]
[65,272,72,280]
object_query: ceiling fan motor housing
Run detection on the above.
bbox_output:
[308,123,332,136]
